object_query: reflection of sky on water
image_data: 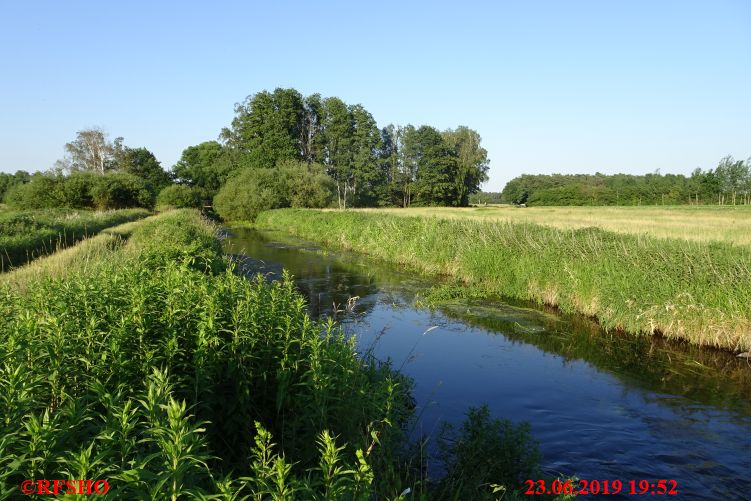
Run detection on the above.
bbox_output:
[225,228,751,501]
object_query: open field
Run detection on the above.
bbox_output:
[0,207,150,271]
[256,209,751,352]
[351,205,751,246]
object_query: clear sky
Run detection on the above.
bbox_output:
[1,0,749,191]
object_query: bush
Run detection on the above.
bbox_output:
[156,184,200,209]
[4,175,62,209]
[214,162,335,222]
[91,172,154,209]
[57,171,96,208]
[214,168,286,221]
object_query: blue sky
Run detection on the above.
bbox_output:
[1,0,749,191]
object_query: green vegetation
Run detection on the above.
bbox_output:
[4,171,154,210]
[502,156,751,206]
[213,161,335,221]
[0,210,410,498]
[156,184,201,209]
[172,88,490,209]
[256,209,751,351]
[0,207,150,271]
[1,209,568,499]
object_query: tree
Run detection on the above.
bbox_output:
[715,155,749,205]
[442,127,489,206]
[221,88,305,169]
[114,146,171,194]
[56,127,116,174]
[405,126,457,206]
[349,104,384,206]
[320,97,354,208]
[172,141,232,200]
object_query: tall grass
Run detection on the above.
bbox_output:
[354,205,751,246]
[0,210,415,499]
[0,207,150,271]
[256,209,751,351]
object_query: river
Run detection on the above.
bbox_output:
[224,227,751,500]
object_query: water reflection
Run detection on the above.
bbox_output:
[224,227,751,500]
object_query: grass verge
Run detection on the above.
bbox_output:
[0,207,150,271]
[256,209,751,352]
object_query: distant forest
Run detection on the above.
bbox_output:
[498,156,751,206]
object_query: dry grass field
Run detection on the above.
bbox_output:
[350,205,751,246]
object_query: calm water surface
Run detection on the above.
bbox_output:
[224,227,751,500]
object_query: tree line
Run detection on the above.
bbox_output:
[197,87,489,210]
[501,156,751,206]
[1,89,490,215]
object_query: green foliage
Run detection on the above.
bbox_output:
[172,141,233,200]
[256,209,751,351]
[407,126,458,206]
[90,172,154,210]
[214,168,286,222]
[115,146,172,195]
[216,87,488,208]
[469,192,503,205]
[0,210,412,498]
[221,88,305,169]
[156,184,200,209]
[0,208,149,271]
[434,405,541,500]
[0,171,30,202]
[214,163,335,222]
[4,174,62,209]
[502,155,751,206]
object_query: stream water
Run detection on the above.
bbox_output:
[224,227,751,500]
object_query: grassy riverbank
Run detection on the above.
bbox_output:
[0,210,413,498]
[256,209,751,352]
[2,209,568,499]
[0,207,150,271]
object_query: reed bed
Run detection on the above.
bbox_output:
[0,207,150,271]
[256,209,751,352]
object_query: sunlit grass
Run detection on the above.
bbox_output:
[0,207,150,271]
[348,205,751,246]
[257,209,751,352]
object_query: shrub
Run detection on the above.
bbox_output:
[91,172,154,209]
[214,168,285,221]
[4,175,63,209]
[156,184,200,209]
[214,162,335,222]
[57,171,96,208]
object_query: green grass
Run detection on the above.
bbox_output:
[0,209,577,499]
[0,207,150,271]
[256,209,751,352]
[0,210,415,499]
[351,205,751,246]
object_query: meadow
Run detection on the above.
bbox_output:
[0,206,150,271]
[353,205,751,246]
[256,209,751,352]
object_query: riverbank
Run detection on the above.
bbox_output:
[255,209,751,352]
[3,209,573,499]
[0,210,413,498]
[0,207,150,271]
